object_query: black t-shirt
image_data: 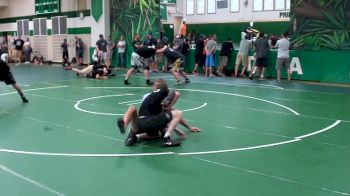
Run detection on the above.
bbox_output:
[163,47,184,62]
[76,41,84,52]
[220,41,234,56]
[0,61,10,79]
[181,42,190,55]
[143,38,157,47]
[139,89,169,116]
[133,40,143,51]
[195,39,204,55]
[14,39,24,50]
[61,42,68,53]
[96,39,108,52]
[136,47,156,59]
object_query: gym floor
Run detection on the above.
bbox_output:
[0,65,349,196]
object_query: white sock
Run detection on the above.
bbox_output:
[164,132,171,138]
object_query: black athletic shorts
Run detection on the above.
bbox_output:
[137,111,172,137]
[256,57,268,67]
[77,51,84,58]
[0,72,16,85]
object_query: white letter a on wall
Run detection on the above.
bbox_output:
[290,57,303,75]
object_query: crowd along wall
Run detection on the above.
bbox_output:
[183,49,350,84]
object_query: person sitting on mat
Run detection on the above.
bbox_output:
[117,79,200,147]
[0,53,28,103]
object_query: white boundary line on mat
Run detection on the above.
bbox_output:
[0,164,65,196]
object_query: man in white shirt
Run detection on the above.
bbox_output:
[117,36,126,68]
[275,33,291,81]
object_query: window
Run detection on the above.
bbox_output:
[17,20,29,37]
[33,18,47,36]
[253,0,263,11]
[253,0,290,11]
[197,0,205,14]
[217,0,228,9]
[230,0,239,12]
[275,0,285,10]
[264,0,273,10]
[207,0,216,13]
[35,0,60,14]
[186,0,194,15]
[286,0,290,10]
[52,16,67,35]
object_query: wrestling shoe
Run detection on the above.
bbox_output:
[184,79,190,84]
[117,118,125,134]
[124,80,131,85]
[125,132,137,146]
[162,137,181,147]
[21,96,29,103]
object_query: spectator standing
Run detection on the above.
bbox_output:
[96,34,108,66]
[23,38,32,64]
[205,35,217,77]
[61,39,69,66]
[234,35,252,77]
[188,30,196,44]
[181,39,190,67]
[180,21,187,39]
[74,36,79,57]
[0,37,8,54]
[76,38,85,66]
[218,38,234,76]
[275,33,291,81]
[117,35,126,68]
[13,36,24,64]
[192,34,205,75]
[107,36,116,67]
[250,32,270,80]
[173,35,183,53]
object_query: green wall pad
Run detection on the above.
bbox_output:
[184,49,350,84]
